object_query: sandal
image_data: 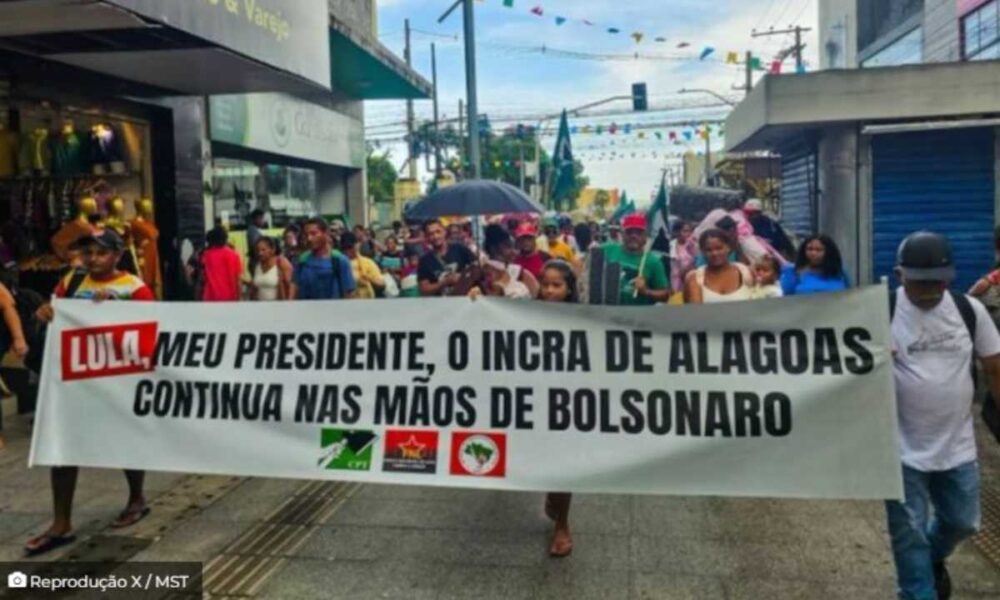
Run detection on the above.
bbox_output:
[549,527,573,558]
[24,532,76,556]
[110,505,150,529]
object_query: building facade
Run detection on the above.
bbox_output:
[0,0,429,299]
[728,0,1000,291]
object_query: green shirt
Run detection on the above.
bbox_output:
[602,242,670,306]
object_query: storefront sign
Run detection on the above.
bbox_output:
[31,288,903,499]
[210,94,364,169]
[108,0,330,88]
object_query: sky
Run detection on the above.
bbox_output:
[367,0,819,206]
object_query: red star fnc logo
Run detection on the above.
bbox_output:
[383,430,438,474]
[61,322,158,381]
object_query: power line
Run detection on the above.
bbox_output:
[753,0,784,32]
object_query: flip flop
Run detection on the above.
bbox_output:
[110,506,150,529]
[24,532,76,556]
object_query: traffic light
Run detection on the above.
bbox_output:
[632,82,648,111]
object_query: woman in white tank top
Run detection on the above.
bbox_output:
[250,237,293,301]
[684,229,755,304]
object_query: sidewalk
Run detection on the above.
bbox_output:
[2,401,1000,598]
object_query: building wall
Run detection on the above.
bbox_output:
[820,0,859,69]
[816,125,862,279]
[329,0,375,37]
[924,0,961,62]
[821,0,963,68]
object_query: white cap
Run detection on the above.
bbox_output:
[744,199,764,212]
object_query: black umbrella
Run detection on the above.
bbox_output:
[404,179,545,220]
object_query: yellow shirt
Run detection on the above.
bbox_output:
[351,255,385,299]
[546,238,576,262]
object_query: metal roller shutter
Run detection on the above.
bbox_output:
[779,144,818,238]
[872,128,995,292]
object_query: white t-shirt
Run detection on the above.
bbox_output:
[892,289,1000,471]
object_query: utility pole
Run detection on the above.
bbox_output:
[704,127,712,187]
[404,19,416,180]
[751,26,812,72]
[462,0,481,178]
[431,42,442,181]
[439,0,481,178]
[745,51,753,93]
[458,99,465,178]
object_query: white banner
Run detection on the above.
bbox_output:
[30,287,903,500]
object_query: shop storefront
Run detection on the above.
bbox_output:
[725,61,1000,291]
[0,73,176,299]
[208,92,365,234]
[0,0,429,302]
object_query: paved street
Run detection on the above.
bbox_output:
[2,398,1000,599]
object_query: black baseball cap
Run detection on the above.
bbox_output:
[897,231,955,282]
[72,229,125,251]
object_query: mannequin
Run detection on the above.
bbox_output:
[130,198,162,298]
[50,197,98,261]
[106,196,139,275]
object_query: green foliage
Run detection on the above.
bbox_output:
[366,151,397,204]
[411,121,589,205]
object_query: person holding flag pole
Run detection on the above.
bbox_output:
[600,213,671,305]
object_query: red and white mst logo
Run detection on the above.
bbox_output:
[61,322,159,381]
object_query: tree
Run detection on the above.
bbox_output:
[366,151,397,205]
[411,121,589,204]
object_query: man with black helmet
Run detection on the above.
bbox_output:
[887,231,1000,600]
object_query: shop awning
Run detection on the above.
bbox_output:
[725,60,1000,153]
[329,20,432,100]
[0,0,331,96]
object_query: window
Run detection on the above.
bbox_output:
[857,0,924,51]
[964,0,1000,60]
[212,158,318,229]
[860,27,923,68]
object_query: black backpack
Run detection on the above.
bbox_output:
[17,271,87,374]
[890,289,1000,444]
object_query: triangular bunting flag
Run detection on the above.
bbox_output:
[503,0,514,6]
[555,16,566,25]
[770,60,782,74]
[530,6,543,16]
[608,28,620,34]
[699,47,715,60]
[655,37,667,43]
[677,42,690,48]
[726,51,739,64]
[631,32,644,44]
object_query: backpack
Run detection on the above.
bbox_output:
[21,270,86,374]
[890,288,1000,444]
[297,251,346,299]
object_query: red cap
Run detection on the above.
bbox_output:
[621,213,647,231]
[514,223,538,238]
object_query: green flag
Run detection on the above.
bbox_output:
[611,191,632,222]
[646,176,671,253]
[550,110,575,210]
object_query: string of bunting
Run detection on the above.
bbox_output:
[484,0,806,71]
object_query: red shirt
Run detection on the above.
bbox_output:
[201,246,243,301]
[514,251,550,279]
